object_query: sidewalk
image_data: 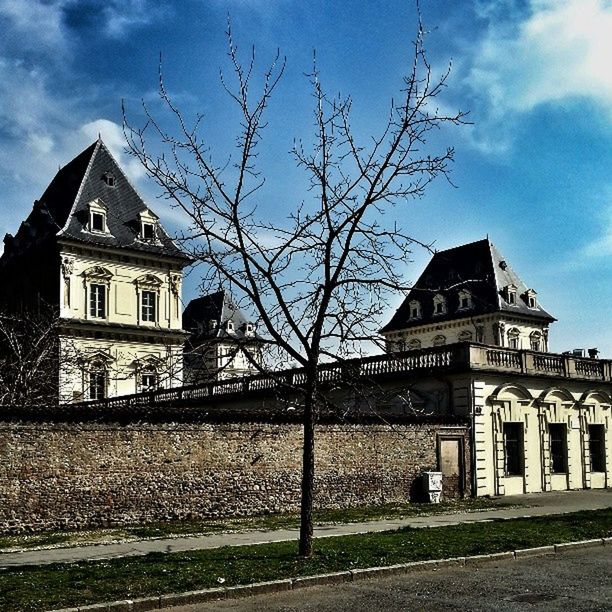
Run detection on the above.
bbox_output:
[1,489,610,568]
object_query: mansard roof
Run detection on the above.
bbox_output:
[382,238,556,333]
[2,139,188,262]
[183,290,264,343]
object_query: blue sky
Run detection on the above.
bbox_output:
[0,0,610,354]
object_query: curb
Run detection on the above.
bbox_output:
[50,537,609,611]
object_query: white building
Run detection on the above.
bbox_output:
[0,139,190,402]
[381,238,611,496]
[183,290,264,382]
[381,238,555,353]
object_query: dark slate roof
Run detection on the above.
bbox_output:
[382,238,555,333]
[2,139,188,262]
[183,290,264,343]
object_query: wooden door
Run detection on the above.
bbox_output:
[439,437,464,499]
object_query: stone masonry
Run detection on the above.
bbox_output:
[0,418,469,533]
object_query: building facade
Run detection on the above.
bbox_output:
[0,139,190,402]
[183,290,264,382]
[381,239,556,353]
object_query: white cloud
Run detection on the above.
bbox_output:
[463,0,612,151]
[583,203,612,259]
[0,0,68,51]
[79,119,147,182]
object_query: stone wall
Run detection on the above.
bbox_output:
[0,417,469,533]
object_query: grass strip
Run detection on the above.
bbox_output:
[1,508,610,612]
[0,497,512,551]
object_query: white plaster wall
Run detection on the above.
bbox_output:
[59,251,183,331]
[59,336,183,402]
[384,314,549,352]
[473,375,611,496]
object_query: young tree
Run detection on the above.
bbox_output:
[124,19,466,556]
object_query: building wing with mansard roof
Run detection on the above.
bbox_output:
[183,290,265,382]
[0,139,190,403]
[382,239,556,352]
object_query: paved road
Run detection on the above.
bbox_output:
[164,547,612,612]
[1,489,610,567]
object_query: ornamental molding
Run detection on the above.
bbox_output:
[134,274,163,289]
[83,265,113,282]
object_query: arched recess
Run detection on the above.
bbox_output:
[579,389,612,405]
[490,382,533,403]
[539,387,575,404]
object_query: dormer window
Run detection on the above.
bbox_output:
[138,210,159,242]
[433,294,447,315]
[142,222,155,241]
[87,199,109,234]
[91,212,105,232]
[457,289,472,311]
[523,289,537,309]
[505,284,517,305]
[209,319,217,331]
[227,320,234,332]
[245,322,254,334]
[408,300,421,320]
[102,172,116,187]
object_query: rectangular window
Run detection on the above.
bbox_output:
[142,222,155,241]
[91,212,105,232]
[141,373,157,391]
[141,290,156,322]
[549,424,568,473]
[89,284,106,318]
[503,422,524,476]
[589,425,606,473]
[89,370,106,400]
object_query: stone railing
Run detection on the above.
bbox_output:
[468,344,612,381]
[72,343,610,411]
[73,345,461,410]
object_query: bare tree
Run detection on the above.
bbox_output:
[124,17,466,556]
[0,306,64,406]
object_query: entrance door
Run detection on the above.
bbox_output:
[439,437,464,498]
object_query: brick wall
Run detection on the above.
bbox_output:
[0,419,470,533]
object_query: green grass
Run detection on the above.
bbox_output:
[1,508,611,612]
[0,497,513,550]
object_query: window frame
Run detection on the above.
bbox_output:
[433,294,447,316]
[588,424,606,473]
[141,290,157,323]
[503,422,525,477]
[88,366,107,400]
[549,423,568,474]
[89,283,107,319]
[507,328,520,349]
[141,221,156,242]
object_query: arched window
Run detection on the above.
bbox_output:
[458,330,473,342]
[433,334,446,347]
[408,300,421,320]
[433,294,447,315]
[530,331,542,352]
[507,328,520,349]
[408,338,421,351]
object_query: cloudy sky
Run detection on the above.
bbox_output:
[1,0,610,354]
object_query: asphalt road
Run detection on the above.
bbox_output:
[163,547,612,612]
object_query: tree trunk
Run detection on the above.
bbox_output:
[298,374,316,557]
